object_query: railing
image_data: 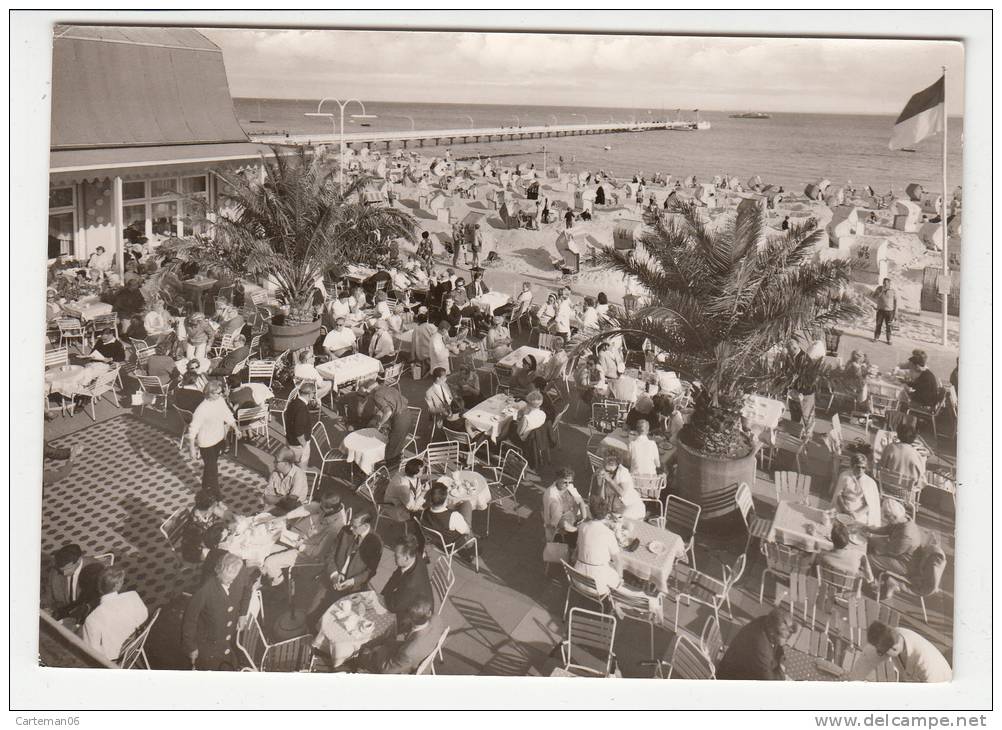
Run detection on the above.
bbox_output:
[39,610,116,669]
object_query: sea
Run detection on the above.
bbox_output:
[233,98,963,196]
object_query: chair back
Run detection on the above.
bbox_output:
[136,374,167,397]
[247,359,276,385]
[498,449,528,491]
[430,556,455,614]
[561,560,608,601]
[762,541,805,576]
[722,553,747,589]
[382,362,404,387]
[664,494,701,543]
[734,482,755,526]
[57,318,84,335]
[565,608,617,677]
[633,474,666,501]
[116,608,161,669]
[774,471,813,502]
[135,346,156,367]
[236,616,268,671]
[44,347,70,369]
[875,466,921,513]
[236,404,270,429]
[589,402,621,433]
[160,505,190,553]
[699,614,724,663]
[441,425,472,448]
[586,451,606,476]
[417,521,451,555]
[86,368,121,396]
[311,421,332,456]
[359,466,391,508]
[817,563,861,596]
[249,334,263,358]
[415,626,450,675]
[248,289,268,306]
[609,586,655,623]
[406,406,422,439]
[869,393,898,419]
[667,634,716,679]
[215,332,236,353]
[424,441,461,474]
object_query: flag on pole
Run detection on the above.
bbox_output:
[889,75,945,150]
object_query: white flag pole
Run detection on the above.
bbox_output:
[941,66,949,346]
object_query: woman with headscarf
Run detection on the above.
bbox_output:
[863,498,924,587]
[512,354,538,391]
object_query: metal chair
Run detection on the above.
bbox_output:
[677,553,746,629]
[556,608,618,677]
[232,404,271,455]
[698,613,725,665]
[430,556,455,616]
[658,634,716,679]
[402,406,423,459]
[876,544,948,624]
[734,482,772,554]
[441,425,491,469]
[418,520,479,573]
[560,560,610,619]
[236,615,313,672]
[248,334,264,359]
[869,393,900,432]
[664,494,701,570]
[423,441,462,477]
[246,359,276,388]
[633,474,667,527]
[774,471,813,503]
[90,312,120,342]
[484,449,528,536]
[491,368,514,396]
[44,347,69,370]
[159,505,191,564]
[586,451,608,498]
[875,466,922,520]
[817,563,863,599]
[116,608,161,669]
[382,362,405,389]
[588,401,621,435]
[414,625,450,675]
[76,367,121,420]
[759,541,809,604]
[907,389,945,440]
[609,586,662,664]
[356,466,393,529]
[57,318,87,350]
[210,332,237,358]
[310,421,350,483]
[135,374,170,417]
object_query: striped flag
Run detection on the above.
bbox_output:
[889,75,945,150]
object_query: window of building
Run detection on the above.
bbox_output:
[119,174,209,242]
[48,186,76,258]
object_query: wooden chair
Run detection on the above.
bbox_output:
[560,560,610,619]
[484,449,528,536]
[556,608,618,677]
[116,608,161,669]
[135,375,170,417]
[430,556,455,616]
[734,482,772,554]
[232,404,270,455]
[664,494,701,570]
[414,626,450,675]
[658,634,716,679]
[774,471,813,503]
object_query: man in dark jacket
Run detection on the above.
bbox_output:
[381,534,433,630]
[210,334,250,377]
[715,608,796,680]
[306,512,383,628]
[360,599,441,675]
[905,351,940,408]
[182,553,252,670]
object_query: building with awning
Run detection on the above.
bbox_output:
[47,25,281,269]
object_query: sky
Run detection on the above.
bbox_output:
[200,28,964,116]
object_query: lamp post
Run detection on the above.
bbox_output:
[510,114,520,128]
[461,114,475,129]
[549,114,558,126]
[305,98,376,191]
[571,112,588,126]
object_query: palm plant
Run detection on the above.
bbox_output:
[155,147,414,324]
[579,198,864,458]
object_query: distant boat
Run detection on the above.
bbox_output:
[603,145,612,151]
[360,122,372,127]
[900,148,916,153]
[730,111,771,119]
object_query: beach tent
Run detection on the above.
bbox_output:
[748,175,763,190]
[712,175,723,187]
[695,183,717,207]
[613,220,644,251]
[727,177,741,191]
[849,237,889,285]
[891,199,922,232]
[804,184,823,201]
[426,191,449,214]
[683,175,697,188]
[360,182,385,206]
[554,230,582,273]
[826,206,859,247]
[526,181,540,200]
[920,193,943,216]
[816,179,831,193]
[919,221,944,251]
[824,187,846,207]
[574,188,597,213]
[905,183,925,201]
[920,267,960,316]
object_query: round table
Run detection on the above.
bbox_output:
[315,591,397,668]
[45,363,107,396]
[436,470,491,511]
[342,428,388,475]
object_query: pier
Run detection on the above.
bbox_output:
[250,120,672,150]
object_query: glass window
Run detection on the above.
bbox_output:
[150,179,177,199]
[123,181,146,201]
[151,201,178,238]
[48,211,74,258]
[49,187,74,209]
[123,203,147,231]
[181,176,207,194]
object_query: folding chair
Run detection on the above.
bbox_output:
[356,466,393,529]
[76,367,121,420]
[677,554,746,629]
[484,449,528,535]
[664,494,701,570]
[236,615,313,672]
[734,482,772,554]
[414,626,450,675]
[248,334,264,359]
[311,421,350,483]
[116,608,161,669]
[135,375,170,417]
[441,425,491,470]
[555,608,618,677]
[586,451,607,498]
[759,541,809,604]
[232,404,271,455]
[418,521,479,573]
[609,586,662,664]
[430,556,455,616]
[423,441,462,477]
[869,393,900,432]
[560,560,611,619]
[491,368,514,396]
[246,359,276,388]
[633,474,667,527]
[210,332,237,358]
[875,467,922,520]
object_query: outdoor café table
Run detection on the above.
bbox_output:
[496,345,552,371]
[464,393,522,441]
[220,513,285,568]
[392,329,414,353]
[472,291,510,313]
[741,394,784,438]
[45,363,105,397]
[342,428,387,475]
[62,299,113,322]
[618,518,687,594]
[314,590,398,669]
[316,353,382,388]
[429,470,492,511]
[183,276,218,313]
[599,428,675,470]
[768,501,835,553]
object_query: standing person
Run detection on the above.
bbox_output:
[428,321,452,375]
[416,231,435,275]
[781,215,790,231]
[80,567,149,663]
[363,377,411,471]
[850,621,951,682]
[553,291,573,339]
[187,381,236,494]
[284,380,316,469]
[628,419,662,476]
[564,208,575,229]
[452,224,466,267]
[871,277,897,345]
[470,223,484,270]
[182,553,251,670]
[715,608,797,680]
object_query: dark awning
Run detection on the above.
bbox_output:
[51,25,249,150]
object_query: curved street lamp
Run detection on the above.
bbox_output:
[305,98,376,190]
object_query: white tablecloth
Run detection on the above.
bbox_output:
[44,363,107,396]
[392,329,414,353]
[430,471,492,511]
[496,345,552,371]
[768,501,834,553]
[342,428,388,475]
[618,519,687,594]
[742,394,784,433]
[315,591,397,668]
[346,265,378,281]
[62,301,113,322]
[464,393,521,441]
[316,353,382,387]
[473,291,510,312]
[220,514,285,567]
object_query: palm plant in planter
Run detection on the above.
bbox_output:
[579,198,863,520]
[155,147,415,350]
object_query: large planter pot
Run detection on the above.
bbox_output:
[269,319,322,353]
[674,439,757,524]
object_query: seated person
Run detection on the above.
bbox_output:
[306,512,383,627]
[80,566,149,662]
[261,487,348,585]
[448,362,481,405]
[577,355,606,405]
[42,543,106,622]
[597,454,645,520]
[323,318,357,358]
[325,291,353,326]
[424,367,454,423]
[813,520,869,580]
[831,453,882,528]
[421,482,476,552]
[538,335,569,382]
[505,391,547,452]
[216,306,245,337]
[87,245,114,274]
[439,295,463,334]
[511,354,539,391]
[863,498,924,592]
[715,608,797,681]
[263,447,310,510]
[367,319,397,365]
[386,303,406,333]
[358,599,440,675]
[209,333,250,376]
[451,278,470,309]
[628,419,661,476]
[174,368,208,412]
[227,381,273,410]
[144,344,177,385]
[45,288,64,322]
[467,271,490,299]
[536,294,557,330]
[903,351,940,409]
[384,458,427,521]
[142,300,174,340]
[485,316,513,360]
[112,279,146,318]
[543,467,587,546]
[625,394,656,431]
[573,495,624,594]
[878,422,925,484]
[293,347,333,401]
[381,535,434,628]
[180,489,235,563]
[86,329,127,363]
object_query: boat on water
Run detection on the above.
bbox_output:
[730,111,771,119]
[603,145,612,151]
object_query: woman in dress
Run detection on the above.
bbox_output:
[597,454,645,520]
[573,495,623,594]
[485,316,513,360]
[536,293,557,331]
[428,320,452,375]
[830,452,882,528]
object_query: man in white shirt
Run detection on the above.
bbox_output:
[263,447,310,508]
[507,392,547,448]
[850,621,951,682]
[87,245,114,274]
[539,335,568,381]
[424,367,454,422]
[554,294,573,337]
[543,468,587,543]
[327,293,353,321]
[368,319,396,364]
[81,567,149,662]
[323,318,357,358]
[628,419,662,475]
